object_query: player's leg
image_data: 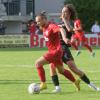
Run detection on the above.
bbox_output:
[71,35,79,51]
[62,46,81,91]
[56,64,80,91]
[67,60,91,83]
[62,47,84,77]
[50,62,80,92]
[81,35,95,57]
[37,50,61,91]
[50,48,80,92]
[62,46,99,91]
[50,63,61,93]
[66,59,99,91]
[71,35,81,56]
[35,56,49,90]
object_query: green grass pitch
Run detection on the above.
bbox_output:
[0,47,100,100]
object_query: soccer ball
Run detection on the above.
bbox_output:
[28,83,40,94]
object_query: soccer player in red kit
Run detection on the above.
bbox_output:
[71,19,95,56]
[35,13,80,91]
[28,20,37,48]
[28,20,36,34]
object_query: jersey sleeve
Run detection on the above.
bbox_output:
[50,24,60,33]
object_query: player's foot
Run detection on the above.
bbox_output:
[76,51,81,56]
[96,87,100,91]
[74,79,80,91]
[40,82,47,91]
[52,88,61,93]
[52,86,61,93]
[91,52,95,57]
[88,83,99,91]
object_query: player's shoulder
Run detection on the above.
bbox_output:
[48,22,59,29]
[74,19,81,23]
[49,22,57,26]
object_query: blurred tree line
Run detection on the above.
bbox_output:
[64,0,100,31]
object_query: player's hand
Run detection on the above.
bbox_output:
[61,13,66,21]
[73,28,76,31]
[66,39,71,44]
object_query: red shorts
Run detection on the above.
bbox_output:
[72,33,86,42]
[43,49,63,67]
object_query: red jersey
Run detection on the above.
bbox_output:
[74,19,84,35]
[43,23,61,52]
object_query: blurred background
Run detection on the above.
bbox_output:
[0,0,100,48]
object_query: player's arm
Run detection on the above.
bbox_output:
[63,18,73,32]
[59,27,70,44]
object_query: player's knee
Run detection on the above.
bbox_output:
[67,61,75,68]
[58,69,64,74]
[68,63,78,72]
[68,63,84,77]
[69,65,75,70]
[35,60,42,68]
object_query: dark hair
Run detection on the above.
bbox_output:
[36,11,47,20]
[64,4,77,20]
[40,11,47,16]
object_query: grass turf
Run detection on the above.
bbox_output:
[0,47,100,100]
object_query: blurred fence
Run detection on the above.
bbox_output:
[0,34,30,48]
[0,33,100,48]
[2,0,33,16]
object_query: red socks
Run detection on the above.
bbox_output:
[84,44,92,52]
[36,64,46,82]
[63,69,75,82]
[36,64,76,83]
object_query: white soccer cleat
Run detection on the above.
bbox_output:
[52,88,61,93]
[96,87,100,92]
[88,83,99,91]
